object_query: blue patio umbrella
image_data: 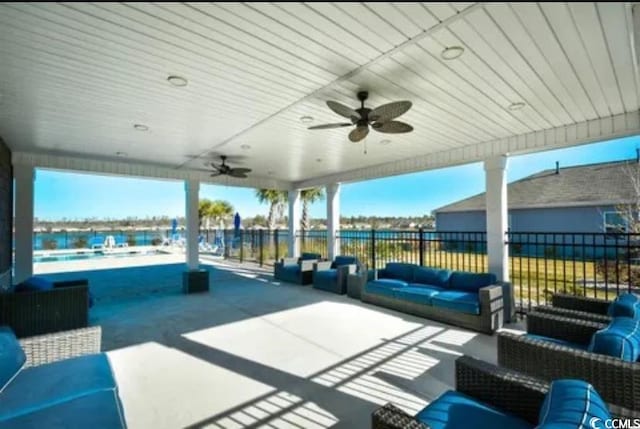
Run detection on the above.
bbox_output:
[171,218,178,240]
[234,212,241,238]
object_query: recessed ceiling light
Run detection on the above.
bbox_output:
[508,102,526,111]
[441,46,464,60]
[133,124,149,131]
[115,151,128,157]
[240,144,251,150]
[167,75,188,87]
[300,115,314,124]
[380,139,391,145]
[316,158,322,163]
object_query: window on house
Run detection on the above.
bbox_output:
[603,211,628,234]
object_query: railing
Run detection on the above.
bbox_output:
[507,232,640,313]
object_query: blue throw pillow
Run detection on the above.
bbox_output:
[608,293,640,319]
[588,317,640,361]
[538,380,611,428]
[333,256,357,268]
[15,276,53,293]
[300,253,321,261]
[449,272,497,292]
[384,263,416,282]
[414,267,452,288]
[0,327,26,393]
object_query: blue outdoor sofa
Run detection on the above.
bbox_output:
[312,255,359,294]
[273,252,322,285]
[0,326,126,428]
[348,262,504,334]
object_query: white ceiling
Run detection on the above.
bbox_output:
[1,2,639,189]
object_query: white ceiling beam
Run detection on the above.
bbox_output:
[11,151,291,190]
[293,111,640,189]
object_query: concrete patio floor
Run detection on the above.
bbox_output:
[37,256,518,429]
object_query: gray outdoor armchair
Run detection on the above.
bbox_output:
[312,256,360,294]
[273,252,322,285]
[498,311,639,411]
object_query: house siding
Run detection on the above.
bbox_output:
[436,205,616,233]
[0,138,11,291]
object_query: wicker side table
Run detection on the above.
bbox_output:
[347,273,364,299]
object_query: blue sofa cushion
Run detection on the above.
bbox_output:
[537,379,610,429]
[332,256,357,268]
[416,390,532,429]
[431,290,480,315]
[15,276,53,293]
[413,267,452,288]
[608,293,640,319]
[315,270,337,281]
[0,353,117,420]
[588,317,640,361]
[0,389,127,428]
[0,327,26,393]
[449,271,496,292]
[396,285,445,305]
[365,279,407,298]
[525,334,588,351]
[300,252,321,261]
[277,265,300,283]
[382,263,416,282]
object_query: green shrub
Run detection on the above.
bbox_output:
[72,236,88,249]
[42,238,58,250]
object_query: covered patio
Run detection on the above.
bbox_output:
[1,2,639,428]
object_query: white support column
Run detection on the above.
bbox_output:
[14,165,35,283]
[288,190,301,258]
[326,183,341,260]
[485,155,514,322]
[185,179,200,270]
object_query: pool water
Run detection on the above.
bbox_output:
[34,249,162,263]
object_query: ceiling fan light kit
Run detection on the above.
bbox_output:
[308,91,413,142]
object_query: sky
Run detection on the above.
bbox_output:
[34,135,640,221]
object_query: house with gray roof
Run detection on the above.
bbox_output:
[434,159,639,234]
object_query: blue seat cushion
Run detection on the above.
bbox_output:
[0,389,127,428]
[537,379,610,429]
[0,327,26,392]
[365,279,408,297]
[277,265,301,283]
[382,263,417,282]
[413,267,452,288]
[0,353,117,420]
[396,285,445,305]
[588,317,640,361]
[449,271,496,293]
[416,390,532,429]
[332,256,357,268]
[15,276,53,293]
[525,334,588,351]
[431,290,480,315]
[315,270,337,280]
[608,293,640,319]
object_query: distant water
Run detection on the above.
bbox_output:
[33,230,175,250]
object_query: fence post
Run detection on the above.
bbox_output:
[239,229,244,263]
[371,228,377,270]
[274,229,279,261]
[419,227,425,266]
[259,229,264,266]
[224,230,230,259]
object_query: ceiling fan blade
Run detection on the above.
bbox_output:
[308,123,352,130]
[372,121,413,134]
[210,172,223,177]
[348,125,369,142]
[228,171,249,178]
[326,100,361,121]
[230,168,252,175]
[369,101,412,123]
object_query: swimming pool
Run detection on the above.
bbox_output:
[33,249,163,263]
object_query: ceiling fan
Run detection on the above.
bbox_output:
[207,156,252,179]
[308,91,413,142]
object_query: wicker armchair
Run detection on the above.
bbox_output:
[532,293,613,324]
[498,311,639,411]
[371,355,638,429]
[19,325,102,367]
[273,253,322,285]
[0,280,90,338]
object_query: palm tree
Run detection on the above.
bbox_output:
[255,189,287,229]
[198,199,214,229]
[209,200,234,228]
[300,188,324,231]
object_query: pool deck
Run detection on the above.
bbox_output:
[36,255,521,429]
